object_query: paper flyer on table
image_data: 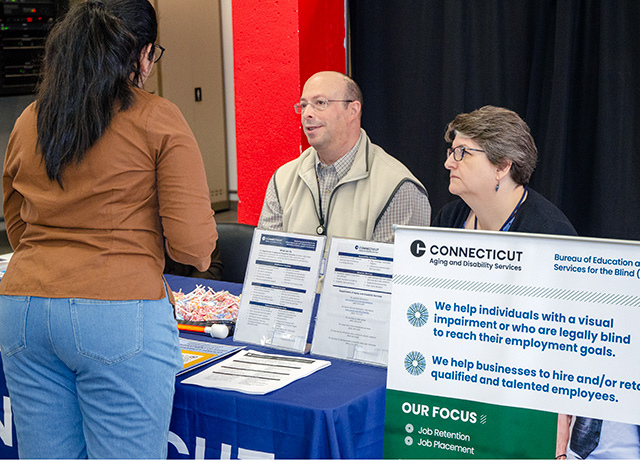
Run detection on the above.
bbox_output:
[311,238,393,366]
[178,338,244,376]
[234,230,325,353]
[181,349,331,394]
[0,252,13,280]
[384,226,640,459]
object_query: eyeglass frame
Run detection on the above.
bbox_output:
[293,98,354,114]
[446,146,485,161]
[150,44,165,64]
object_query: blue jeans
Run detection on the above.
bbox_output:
[0,294,182,459]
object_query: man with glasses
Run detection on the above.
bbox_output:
[258,71,430,244]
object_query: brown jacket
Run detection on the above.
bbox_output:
[1,88,217,300]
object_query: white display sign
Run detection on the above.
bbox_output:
[388,226,640,425]
[311,238,394,366]
[234,230,325,353]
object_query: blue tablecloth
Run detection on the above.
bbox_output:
[0,275,387,459]
[167,275,387,459]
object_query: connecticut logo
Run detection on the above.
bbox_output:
[404,351,426,376]
[406,302,428,327]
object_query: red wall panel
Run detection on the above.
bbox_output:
[233,0,345,224]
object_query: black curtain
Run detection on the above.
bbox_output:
[349,0,640,240]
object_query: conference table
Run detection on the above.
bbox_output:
[0,275,388,459]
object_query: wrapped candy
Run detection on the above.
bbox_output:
[173,285,240,323]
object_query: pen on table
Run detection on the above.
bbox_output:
[177,323,232,339]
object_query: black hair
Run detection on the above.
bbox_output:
[35,0,157,186]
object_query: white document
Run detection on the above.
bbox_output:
[311,238,394,366]
[234,230,326,353]
[181,348,331,394]
[0,252,13,279]
[388,226,640,425]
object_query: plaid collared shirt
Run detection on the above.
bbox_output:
[314,136,361,220]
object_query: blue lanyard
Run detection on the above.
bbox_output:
[466,186,528,231]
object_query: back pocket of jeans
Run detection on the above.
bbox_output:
[0,295,29,356]
[70,299,143,364]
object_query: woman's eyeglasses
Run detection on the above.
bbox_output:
[446,146,485,161]
[150,44,165,64]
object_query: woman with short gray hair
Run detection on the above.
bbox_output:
[434,105,575,235]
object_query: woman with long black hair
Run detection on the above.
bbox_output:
[0,1,217,457]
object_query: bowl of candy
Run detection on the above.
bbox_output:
[173,285,241,336]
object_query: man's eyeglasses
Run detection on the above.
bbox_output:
[150,44,165,64]
[294,98,354,114]
[446,146,485,161]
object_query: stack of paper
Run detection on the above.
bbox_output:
[181,349,330,394]
[178,338,244,376]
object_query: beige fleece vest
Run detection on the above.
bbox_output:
[273,131,424,243]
